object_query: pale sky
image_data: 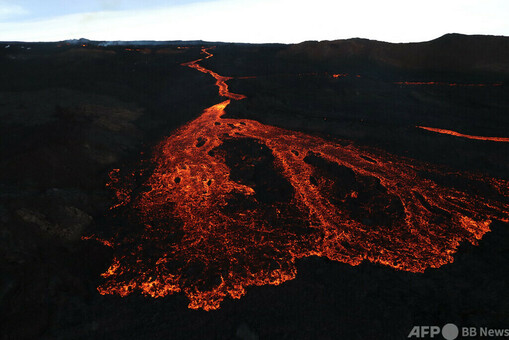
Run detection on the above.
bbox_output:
[0,0,508,43]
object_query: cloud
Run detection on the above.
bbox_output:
[97,0,122,11]
[0,3,28,20]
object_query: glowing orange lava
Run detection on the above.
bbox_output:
[94,47,509,311]
[418,126,509,142]
[181,48,246,100]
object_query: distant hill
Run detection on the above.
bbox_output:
[0,38,220,47]
[279,34,509,76]
[3,33,509,76]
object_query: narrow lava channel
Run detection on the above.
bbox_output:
[93,47,509,311]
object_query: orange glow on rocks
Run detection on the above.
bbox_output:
[418,126,509,142]
[93,47,509,311]
[181,48,246,100]
[124,48,151,54]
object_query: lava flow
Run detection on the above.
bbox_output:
[417,126,509,142]
[95,47,509,311]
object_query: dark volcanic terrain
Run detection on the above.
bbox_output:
[1,34,508,339]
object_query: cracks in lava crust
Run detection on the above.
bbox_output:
[90,47,509,311]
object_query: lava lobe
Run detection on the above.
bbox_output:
[92,47,509,311]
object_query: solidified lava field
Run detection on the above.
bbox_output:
[2,35,509,340]
[93,48,509,311]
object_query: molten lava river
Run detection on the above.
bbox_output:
[93,48,509,310]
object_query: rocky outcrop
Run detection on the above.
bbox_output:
[16,206,92,242]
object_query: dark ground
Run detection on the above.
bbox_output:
[1,35,508,339]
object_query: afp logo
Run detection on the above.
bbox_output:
[408,324,459,340]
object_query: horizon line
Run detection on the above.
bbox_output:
[1,32,509,46]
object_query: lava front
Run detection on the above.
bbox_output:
[92,48,509,311]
